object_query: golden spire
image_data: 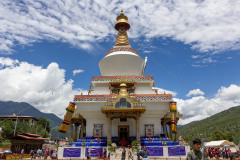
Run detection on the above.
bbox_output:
[114,10,130,46]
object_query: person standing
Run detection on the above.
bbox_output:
[39,149,42,159]
[103,148,107,159]
[221,148,225,159]
[122,138,127,147]
[37,149,40,159]
[87,149,91,159]
[20,149,24,159]
[215,148,219,159]
[186,138,205,160]
[30,150,34,159]
[51,150,57,159]
[227,148,231,158]
[1,153,6,159]
[50,149,53,159]
[139,145,148,160]
[44,149,48,159]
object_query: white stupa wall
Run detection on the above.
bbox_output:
[112,118,136,137]
[134,83,155,94]
[90,86,110,95]
[99,53,145,76]
[75,102,170,137]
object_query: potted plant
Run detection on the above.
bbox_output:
[108,142,117,152]
[82,139,86,147]
[108,142,117,160]
[163,141,167,146]
[131,140,140,160]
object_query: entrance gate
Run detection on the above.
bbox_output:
[118,125,129,141]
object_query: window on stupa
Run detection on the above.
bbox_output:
[115,98,131,108]
[120,118,127,122]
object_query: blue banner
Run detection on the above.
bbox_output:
[85,148,103,157]
[63,148,81,157]
[146,147,163,156]
[168,146,186,156]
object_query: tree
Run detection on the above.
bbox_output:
[0,120,15,138]
[223,131,233,141]
[210,130,233,141]
[0,118,49,139]
[16,122,31,135]
[210,130,224,141]
[37,117,50,132]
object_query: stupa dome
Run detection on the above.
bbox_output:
[99,11,146,76]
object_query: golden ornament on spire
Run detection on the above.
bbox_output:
[114,10,130,46]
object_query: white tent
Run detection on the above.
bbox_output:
[205,140,235,148]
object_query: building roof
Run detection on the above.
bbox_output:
[205,140,235,147]
[0,115,38,121]
[8,133,47,140]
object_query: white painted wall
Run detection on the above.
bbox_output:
[74,101,170,138]
[91,83,111,95]
[111,118,136,137]
[99,53,145,76]
[134,83,155,94]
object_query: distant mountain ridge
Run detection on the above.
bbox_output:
[0,101,62,127]
[178,105,240,144]
[0,101,67,139]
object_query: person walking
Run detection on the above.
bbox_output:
[127,146,133,160]
[186,138,205,160]
[122,147,126,160]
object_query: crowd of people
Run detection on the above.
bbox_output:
[205,147,232,159]
[29,148,57,159]
[187,138,240,160]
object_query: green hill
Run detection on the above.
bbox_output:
[178,105,240,145]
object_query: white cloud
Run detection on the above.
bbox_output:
[153,87,177,97]
[0,0,240,54]
[0,57,19,68]
[143,50,152,54]
[186,89,205,97]
[191,55,201,59]
[73,69,84,76]
[200,57,217,64]
[0,57,86,118]
[176,84,240,125]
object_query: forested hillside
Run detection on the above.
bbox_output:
[178,105,240,145]
[0,101,68,139]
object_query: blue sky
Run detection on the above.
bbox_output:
[0,0,240,124]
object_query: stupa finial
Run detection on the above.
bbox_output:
[114,10,130,46]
